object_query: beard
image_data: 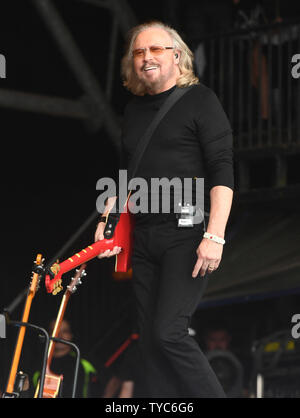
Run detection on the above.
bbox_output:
[142,77,162,92]
[135,63,176,94]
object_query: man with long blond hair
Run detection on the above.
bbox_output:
[95,20,234,398]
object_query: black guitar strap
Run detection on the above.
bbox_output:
[104,85,193,238]
[127,85,193,182]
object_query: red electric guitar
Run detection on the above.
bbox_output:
[34,264,87,398]
[45,198,134,294]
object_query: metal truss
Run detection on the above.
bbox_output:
[0,0,137,151]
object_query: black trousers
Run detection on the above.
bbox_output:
[131,215,226,398]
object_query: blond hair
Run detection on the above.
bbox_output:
[121,21,199,96]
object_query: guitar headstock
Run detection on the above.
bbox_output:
[29,254,44,296]
[49,261,63,296]
[66,264,87,294]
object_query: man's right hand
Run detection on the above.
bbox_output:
[94,220,122,259]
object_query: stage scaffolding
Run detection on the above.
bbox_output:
[0,0,137,152]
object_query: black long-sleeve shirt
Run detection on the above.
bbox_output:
[118,83,234,215]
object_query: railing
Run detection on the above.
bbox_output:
[197,19,300,151]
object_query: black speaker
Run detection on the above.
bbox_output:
[206,350,244,398]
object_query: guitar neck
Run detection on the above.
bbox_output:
[45,239,113,294]
[45,207,134,294]
[47,290,71,367]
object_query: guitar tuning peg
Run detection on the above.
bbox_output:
[54,287,63,295]
[52,280,63,295]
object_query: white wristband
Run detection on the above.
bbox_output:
[203,232,225,245]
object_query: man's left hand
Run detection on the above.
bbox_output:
[192,238,223,278]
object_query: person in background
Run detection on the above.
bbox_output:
[203,323,249,397]
[32,319,99,398]
[204,326,232,352]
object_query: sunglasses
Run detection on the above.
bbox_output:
[132,45,175,59]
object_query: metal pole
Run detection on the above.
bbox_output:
[32,0,121,148]
[106,15,119,100]
[50,337,80,398]
[0,89,90,120]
